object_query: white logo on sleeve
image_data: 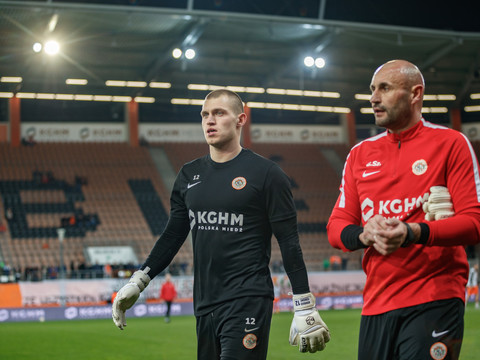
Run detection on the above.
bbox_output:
[432,329,449,338]
[187,181,201,189]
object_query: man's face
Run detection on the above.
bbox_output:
[369,66,413,131]
[201,95,240,149]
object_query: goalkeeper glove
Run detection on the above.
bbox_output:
[112,268,151,330]
[289,292,330,353]
[423,186,455,221]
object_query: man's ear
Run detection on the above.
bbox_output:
[411,84,424,104]
[237,113,247,127]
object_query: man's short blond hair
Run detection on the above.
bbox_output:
[205,89,244,115]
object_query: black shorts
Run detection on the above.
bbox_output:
[196,296,273,360]
[358,298,464,360]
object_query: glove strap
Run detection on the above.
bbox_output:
[129,267,151,292]
[292,292,316,311]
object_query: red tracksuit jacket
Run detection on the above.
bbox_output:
[160,281,177,302]
[327,119,480,315]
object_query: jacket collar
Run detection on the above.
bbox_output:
[386,118,424,142]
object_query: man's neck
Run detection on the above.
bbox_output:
[387,114,422,135]
[209,145,243,163]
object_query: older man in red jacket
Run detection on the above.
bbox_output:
[160,273,177,323]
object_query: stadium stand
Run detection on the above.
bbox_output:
[0,141,362,281]
[0,143,172,280]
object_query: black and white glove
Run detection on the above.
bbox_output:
[112,268,151,330]
[289,292,330,353]
[423,186,454,221]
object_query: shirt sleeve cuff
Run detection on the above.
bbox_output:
[340,224,368,251]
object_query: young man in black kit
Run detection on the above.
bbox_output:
[112,89,330,359]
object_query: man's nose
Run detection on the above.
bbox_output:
[370,91,379,104]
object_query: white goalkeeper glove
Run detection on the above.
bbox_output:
[289,292,330,353]
[423,186,455,221]
[112,268,151,330]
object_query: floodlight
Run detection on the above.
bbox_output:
[315,57,326,68]
[185,48,196,60]
[44,40,60,55]
[172,48,182,59]
[33,42,42,53]
[304,56,314,67]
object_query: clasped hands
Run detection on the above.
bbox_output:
[359,186,454,255]
[359,215,409,255]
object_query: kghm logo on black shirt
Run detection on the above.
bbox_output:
[232,176,247,190]
[189,210,244,232]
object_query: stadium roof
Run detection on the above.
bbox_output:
[1,0,480,116]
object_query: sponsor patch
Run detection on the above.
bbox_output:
[430,342,447,360]
[232,176,246,190]
[366,160,381,167]
[412,159,428,175]
[243,333,257,349]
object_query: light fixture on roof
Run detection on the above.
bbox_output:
[465,105,480,112]
[423,94,456,101]
[126,81,147,87]
[106,80,126,87]
[304,56,325,68]
[185,48,196,60]
[33,42,42,53]
[44,40,60,55]
[304,56,315,67]
[423,107,448,113]
[355,94,371,101]
[188,84,209,90]
[55,94,75,100]
[149,82,171,88]
[315,57,326,68]
[173,48,196,60]
[66,78,88,85]
[36,93,55,100]
[1,76,22,83]
[135,97,155,103]
[105,80,147,87]
[172,48,182,59]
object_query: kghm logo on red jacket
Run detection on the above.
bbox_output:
[360,192,430,222]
